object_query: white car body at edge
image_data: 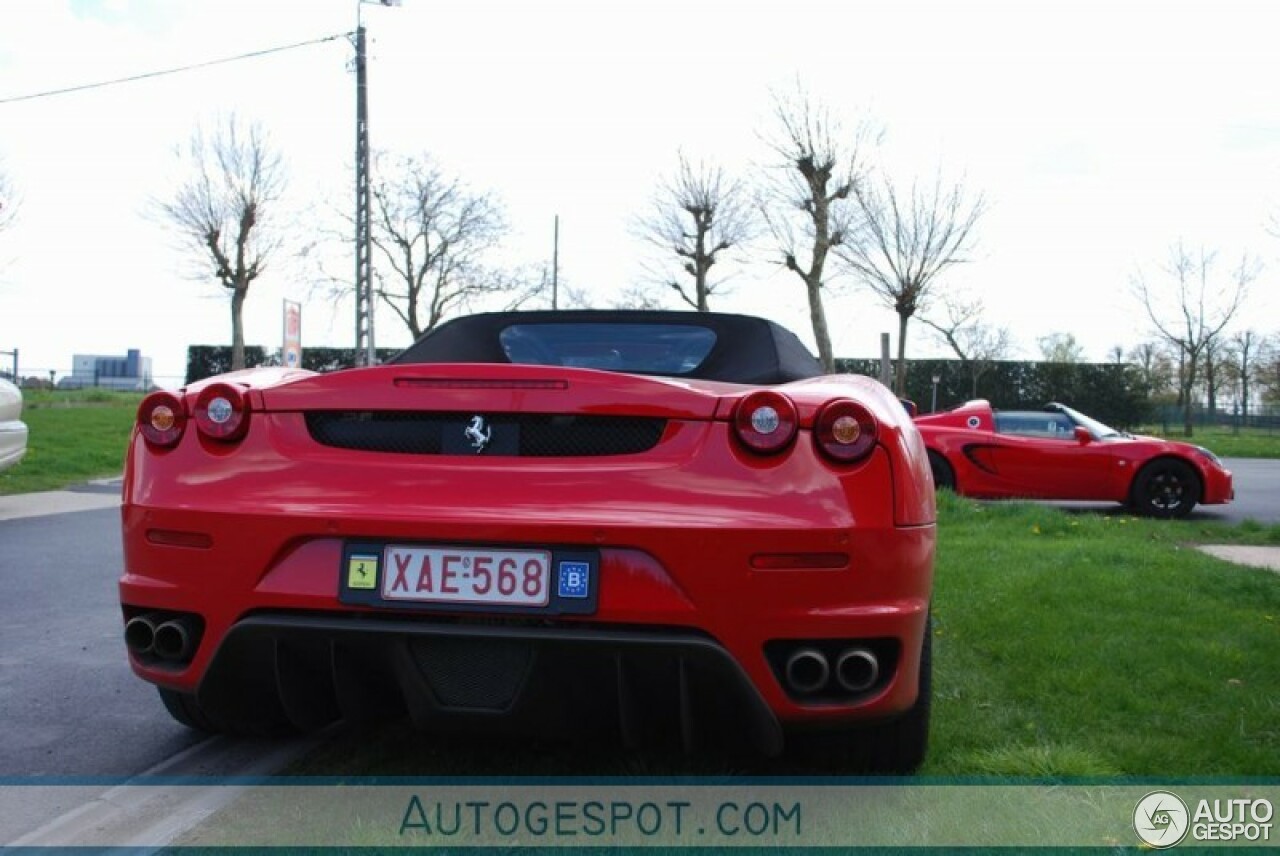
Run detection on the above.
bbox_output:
[0,378,29,472]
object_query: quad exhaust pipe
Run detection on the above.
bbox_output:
[124,613,159,656]
[835,648,879,693]
[782,646,880,695]
[153,617,196,662]
[783,648,829,694]
[124,613,198,662]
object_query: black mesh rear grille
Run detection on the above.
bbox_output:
[305,411,667,457]
[407,637,532,710]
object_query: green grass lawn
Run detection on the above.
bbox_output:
[0,389,140,495]
[1137,424,1280,459]
[927,492,1278,777]
[284,492,1280,779]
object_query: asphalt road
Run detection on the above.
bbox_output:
[0,505,203,779]
[0,497,321,846]
[1219,457,1280,524]
[1040,457,1280,524]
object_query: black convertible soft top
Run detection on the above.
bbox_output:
[390,310,824,385]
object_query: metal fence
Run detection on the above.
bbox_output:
[1148,404,1280,434]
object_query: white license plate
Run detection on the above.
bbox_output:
[380,545,552,607]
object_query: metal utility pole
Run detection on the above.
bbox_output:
[551,215,559,310]
[352,15,376,366]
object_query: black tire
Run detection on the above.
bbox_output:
[1131,458,1200,519]
[157,686,294,737]
[927,451,956,491]
[158,687,220,733]
[860,613,932,773]
[791,614,932,774]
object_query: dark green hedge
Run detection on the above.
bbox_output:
[836,358,1153,429]
[185,346,400,384]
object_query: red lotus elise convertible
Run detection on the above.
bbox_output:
[119,311,936,770]
[915,399,1233,518]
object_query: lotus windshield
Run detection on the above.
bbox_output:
[1057,404,1122,439]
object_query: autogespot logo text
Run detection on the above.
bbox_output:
[1134,791,1189,849]
[1134,791,1275,848]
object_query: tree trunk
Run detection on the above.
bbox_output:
[1181,356,1197,438]
[694,224,710,311]
[894,311,910,395]
[230,288,247,371]
[806,276,834,373]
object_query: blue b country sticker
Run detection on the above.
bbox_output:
[347,554,379,590]
[557,561,590,599]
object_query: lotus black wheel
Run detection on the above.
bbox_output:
[1131,458,1200,519]
[927,451,955,492]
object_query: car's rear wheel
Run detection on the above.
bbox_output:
[793,614,932,773]
[158,688,219,733]
[157,687,293,737]
[1131,458,1200,519]
[927,451,955,491]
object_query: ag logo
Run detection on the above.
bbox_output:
[1134,791,1189,849]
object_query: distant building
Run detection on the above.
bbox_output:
[60,350,153,390]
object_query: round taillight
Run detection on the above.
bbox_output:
[734,390,798,454]
[138,392,186,447]
[814,399,878,463]
[194,383,249,441]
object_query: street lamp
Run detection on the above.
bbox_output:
[931,374,941,413]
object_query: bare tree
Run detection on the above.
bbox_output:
[156,117,285,371]
[368,153,509,339]
[611,285,667,310]
[636,153,754,311]
[1037,332,1086,363]
[1257,336,1280,404]
[1219,329,1262,420]
[1201,336,1228,417]
[919,296,1012,398]
[838,171,985,394]
[1132,242,1258,436]
[1127,341,1178,400]
[759,90,878,372]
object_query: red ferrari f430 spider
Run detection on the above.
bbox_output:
[120,311,936,770]
[915,399,1233,518]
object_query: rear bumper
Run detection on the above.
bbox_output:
[121,503,934,733]
[190,615,786,754]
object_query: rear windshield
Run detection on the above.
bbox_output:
[499,323,718,375]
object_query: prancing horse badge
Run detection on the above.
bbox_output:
[465,415,492,453]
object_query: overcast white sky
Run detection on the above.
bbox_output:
[1,0,1278,384]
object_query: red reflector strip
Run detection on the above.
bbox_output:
[750,552,849,570]
[146,529,213,549]
[394,378,569,390]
